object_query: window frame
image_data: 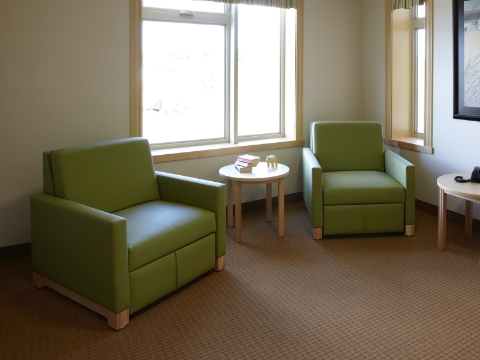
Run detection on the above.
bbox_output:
[412,5,425,137]
[385,0,433,154]
[142,5,231,149]
[130,0,304,163]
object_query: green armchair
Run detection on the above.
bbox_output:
[30,138,226,329]
[303,121,415,239]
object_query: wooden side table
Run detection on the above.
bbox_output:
[219,162,290,243]
[437,173,480,250]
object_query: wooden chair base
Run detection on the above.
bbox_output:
[215,255,226,271]
[32,272,129,330]
[405,225,415,236]
[313,228,323,240]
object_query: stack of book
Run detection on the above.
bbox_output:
[235,154,260,173]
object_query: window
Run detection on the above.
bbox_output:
[413,4,425,135]
[130,0,304,161]
[385,0,433,154]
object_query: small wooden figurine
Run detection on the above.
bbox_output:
[266,155,278,168]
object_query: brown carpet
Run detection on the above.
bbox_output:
[2,202,480,359]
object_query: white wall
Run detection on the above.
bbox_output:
[0,0,365,248]
[362,0,480,219]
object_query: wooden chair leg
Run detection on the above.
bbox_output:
[405,225,415,236]
[215,255,226,271]
[32,272,129,330]
[313,228,323,240]
[32,272,45,288]
[107,309,130,330]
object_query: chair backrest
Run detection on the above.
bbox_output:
[310,121,384,172]
[44,137,160,213]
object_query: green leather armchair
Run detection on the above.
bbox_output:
[30,138,226,329]
[303,121,415,239]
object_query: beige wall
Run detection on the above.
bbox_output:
[303,0,363,145]
[0,0,366,248]
[0,0,131,247]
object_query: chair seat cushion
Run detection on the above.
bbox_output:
[323,171,405,206]
[114,200,216,272]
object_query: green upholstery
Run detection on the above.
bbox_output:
[114,200,216,272]
[303,121,415,238]
[31,193,130,314]
[311,121,384,172]
[323,171,405,205]
[31,137,226,325]
[48,138,160,213]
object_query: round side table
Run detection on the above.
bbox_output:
[437,173,480,250]
[219,162,290,243]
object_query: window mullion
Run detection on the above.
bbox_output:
[231,5,239,144]
[280,9,286,136]
[411,6,425,137]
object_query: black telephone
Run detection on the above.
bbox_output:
[454,166,480,183]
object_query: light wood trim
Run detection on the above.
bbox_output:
[438,188,447,250]
[405,224,415,236]
[465,200,473,239]
[313,228,322,240]
[107,309,130,331]
[385,0,433,152]
[424,0,433,149]
[239,178,284,186]
[384,138,433,154]
[32,272,45,288]
[278,178,285,236]
[235,181,242,242]
[385,0,393,140]
[266,183,273,222]
[152,139,304,163]
[130,1,304,157]
[130,0,142,137]
[227,180,234,227]
[295,0,304,141]
[215,256,226,271]
[32,272,130,330]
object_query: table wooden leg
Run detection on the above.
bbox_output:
[235,181,242,243]
[465,200,473,239]
[227,180,234,228]
[266,183,272,222]
[278,178,285,236]
[438,187,447,250]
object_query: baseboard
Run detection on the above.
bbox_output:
[2,196,473,262]
[0,242,31,261]
[1,193,305,262]
[236,192,304,214]
[416,199,480,233]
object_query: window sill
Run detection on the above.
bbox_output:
[151,138,305,163]
[384,137,433,154]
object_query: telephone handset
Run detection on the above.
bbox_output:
[454,166,480,183]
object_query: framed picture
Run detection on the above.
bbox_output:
[454,0,480,120]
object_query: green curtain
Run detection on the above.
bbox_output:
[392,0,425,10]
[194,0,298,9]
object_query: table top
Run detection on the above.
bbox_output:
[437,173,480,199]
[219,162,289,182]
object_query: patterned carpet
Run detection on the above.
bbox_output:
[2,202,480,359]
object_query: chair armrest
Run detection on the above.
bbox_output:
[302,148,324,228]
[155,172,226,258]
[30,193,130,313]
[384,149,415,225]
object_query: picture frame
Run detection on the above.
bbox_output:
[454,0,480,120]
